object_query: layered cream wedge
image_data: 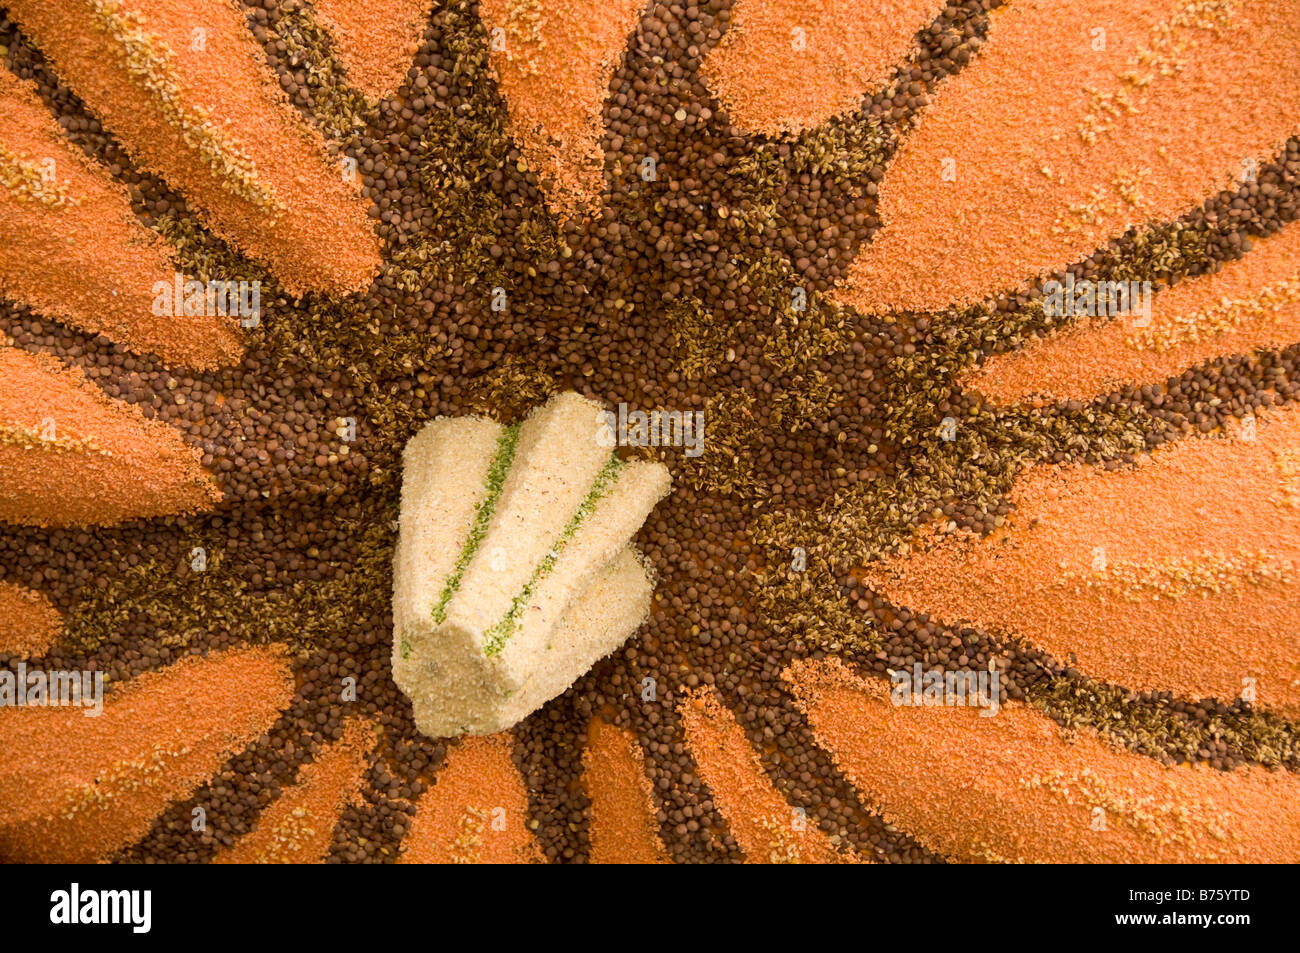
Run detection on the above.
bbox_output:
[392,392,671,736]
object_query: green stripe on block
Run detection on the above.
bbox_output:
[428,421,521,628]
[483,453,625,657]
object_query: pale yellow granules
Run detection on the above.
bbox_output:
[1024,767,1235,860]
[1060,168,1150,232]
[1079,0,1237,145]
[59,742,182,821]
[0,423,103,455]
[0,143,80,208]
[450,805,488,864]
[757,815,804,864]
[1059,549,1294,601]
[248,808,321,864]
[1272,450,1300,508]
[966,841,1025,864]
[1129,271,1300,351]
[501,0,546,74]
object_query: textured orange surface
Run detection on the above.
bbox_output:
[968,221,1300,403]
[861,405,1300,714]
[6,0,381,295]
[312,0,433,100]
[0,582,62,658]
[680,687,856,862]
[583,719,668,864]
[703,0,947,135]
[214,719,376,863]
[788,658,1300,863]
[838,0,1300,314]
[0,346,220,527]
[399,733,541,863]
[0,646,294,862]
[0,68,241,368]
[479,0,644,218]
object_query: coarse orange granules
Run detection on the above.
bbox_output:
[858,404,1300,715]
[838,0,1300,315]
[0,646,294,862]
[6,0,381,295]
[213,718,377,864]
[703,0,948,136]
[679,686,859,862]
[583,718,668,863]
[311,0,434,101]
[0,67,241,369]
[399,733,542,863]
[966,220,1300,404]
[478,0,644,218]
[0,582,62,658]
[787,657,1300,863]
[0,346,220,527]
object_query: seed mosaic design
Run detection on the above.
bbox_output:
[1,0,1298,863]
